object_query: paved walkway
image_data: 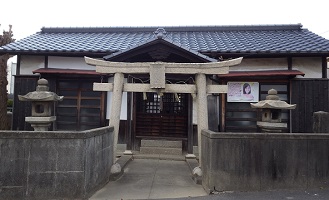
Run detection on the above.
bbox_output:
[90,157,329,200]
[182,189,329,200]
[90,158,207,200]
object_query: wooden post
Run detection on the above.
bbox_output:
[109,72,124,163]
[196,73,208,167]
[220,79,226,132]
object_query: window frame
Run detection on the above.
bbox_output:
[56,79,106,131]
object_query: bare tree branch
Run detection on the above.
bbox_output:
[0,25,15,130]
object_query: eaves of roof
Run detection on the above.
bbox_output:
[217,70,305,78]
[33,68,101,75]
[0,50,117,57]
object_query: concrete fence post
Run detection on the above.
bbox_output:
[313,111,329,133]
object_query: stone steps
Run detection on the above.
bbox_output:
[140,139,182,155]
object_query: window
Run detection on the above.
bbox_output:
[56,79,105,131]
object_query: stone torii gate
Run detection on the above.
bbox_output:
[85,56,243,167]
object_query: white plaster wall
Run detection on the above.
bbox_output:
[20,56,95,74]
[7,62,16,94]
[292,57,322,78]
[106,77,128,120]
[6,61,12,93]
[20,55,45,74]
[230,57,322,78]
[231,58,287,71]
[193,97,197,125]
[48,56,95,70]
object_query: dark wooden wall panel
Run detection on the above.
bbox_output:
[118,120,127,144]
[12,75,39,130]
[207,95,219,131]
[291,79,329,133]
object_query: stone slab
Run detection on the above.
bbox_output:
[141,139,182,148]
[133,153,161,160]
[133,153,185,161]
[140,147,182,155]
[159,154,185,161]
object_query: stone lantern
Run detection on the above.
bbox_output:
[18,78,63,131]
[250,89,296,132]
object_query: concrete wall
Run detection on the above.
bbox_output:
[201,130,329,193]
[0,126,114,200]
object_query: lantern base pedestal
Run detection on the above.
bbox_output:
[257,121,288,133]
[25,116,56,131]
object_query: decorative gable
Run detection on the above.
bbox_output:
[103,28,216,63]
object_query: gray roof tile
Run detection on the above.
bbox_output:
[1,24,329,56]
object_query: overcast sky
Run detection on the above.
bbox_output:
[1,0,329,40]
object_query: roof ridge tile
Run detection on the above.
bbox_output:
[40,24,303,34]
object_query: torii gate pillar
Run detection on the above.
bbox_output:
[196,73,208,166]
[109,73,124,164]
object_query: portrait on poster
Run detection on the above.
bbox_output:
[227,82,259,102]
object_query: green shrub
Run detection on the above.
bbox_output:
[7,99,13,107]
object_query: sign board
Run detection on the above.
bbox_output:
[227,82,259,102]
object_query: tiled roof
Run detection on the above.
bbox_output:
[1,24,329,56]
[103,33,218,62]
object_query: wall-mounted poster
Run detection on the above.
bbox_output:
[227,82,259,102]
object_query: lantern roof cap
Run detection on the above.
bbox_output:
[18,78,64,102]
[251,89,296,109]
